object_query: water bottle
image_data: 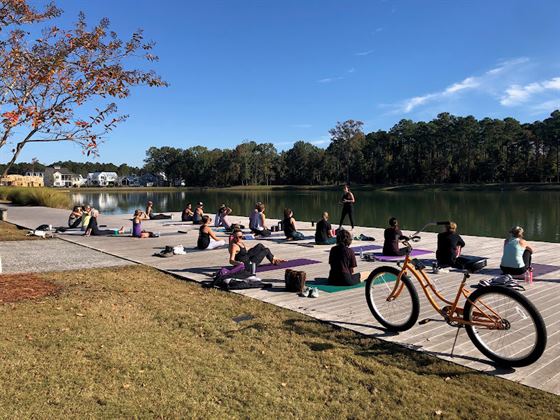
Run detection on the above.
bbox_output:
[251,262,257,275]
[360,249,364,259]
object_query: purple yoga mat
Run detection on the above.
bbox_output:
[257,258,321,273]
[350,244,382,252]
[532,263,560,278]
[370,248,433,262]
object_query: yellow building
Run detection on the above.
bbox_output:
[0,174,44,187]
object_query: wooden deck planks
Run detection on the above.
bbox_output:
[3,205,560,395]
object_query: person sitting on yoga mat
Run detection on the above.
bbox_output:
[80,205,92,231]
[315,211,336,245]
[146,201,172,220]
[85,210,124,237]
[215,204,232,230]
[283,208,305,240]
[182,203,194,222]
[500,226,534,276]
[229,229,285,269]
[249,202,271,237]
[383,217,408,256]
[193,202,204,225]
[328,229,360,286]
[68,206,83,228]
[197,215,226,250]
[436,221,466,268]
[338,184,355,230]
[132,209,155,238]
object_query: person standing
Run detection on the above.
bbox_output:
[338,184,355,230]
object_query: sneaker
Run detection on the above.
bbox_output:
[299,287,311,297]
[309,287,319,298]
[438,268,449,274]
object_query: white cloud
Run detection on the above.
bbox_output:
[310,139,329,146]
[355,49,375,56]
[531,99,560,113]
[317,76,344,84]
[501,77,560,106]
[394,57,530,114]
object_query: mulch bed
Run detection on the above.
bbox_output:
[0,274,61,303]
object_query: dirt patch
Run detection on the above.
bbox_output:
[0,274,61,303]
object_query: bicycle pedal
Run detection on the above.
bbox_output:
[419,318,432,325]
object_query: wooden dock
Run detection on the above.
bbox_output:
[4,206,560,395]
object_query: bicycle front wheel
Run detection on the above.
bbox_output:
[464,286,547,367]
[365,266,420,331]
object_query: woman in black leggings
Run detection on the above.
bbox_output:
[338,184,355,230]
[228,229,286,270]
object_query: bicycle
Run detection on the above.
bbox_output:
[365,222,547,367]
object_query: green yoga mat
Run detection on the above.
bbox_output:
[309,273,397,293]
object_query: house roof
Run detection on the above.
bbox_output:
[45,166,77,176]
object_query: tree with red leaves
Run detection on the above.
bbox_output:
[0,1,167,176]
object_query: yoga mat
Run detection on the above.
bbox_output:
[257,258,321,273]
[532,263,560,278]
[350,244,382,252]
[308,278,365,293]
[308,271,397,293]
[368,248,432,262]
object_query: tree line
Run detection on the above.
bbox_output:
[4,110,560,186]
[144,111,560,186]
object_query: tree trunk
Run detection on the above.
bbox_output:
[2,141,25,177]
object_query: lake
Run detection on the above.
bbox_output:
[70,189,560,243]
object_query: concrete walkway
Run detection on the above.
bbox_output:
[0,239,132,274]
[4,205,560,395]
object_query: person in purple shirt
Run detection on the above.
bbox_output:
[132,209,154,238]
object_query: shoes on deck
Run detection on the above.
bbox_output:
[309,287,319,298]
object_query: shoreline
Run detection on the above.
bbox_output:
[64,182,560,193]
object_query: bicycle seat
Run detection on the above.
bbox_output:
[455,256,487,273]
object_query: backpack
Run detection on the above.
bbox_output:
[285,269,307,293]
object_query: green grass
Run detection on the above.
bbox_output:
[0,265,558,418]
[0,187,71,209]
[0,221,38,241]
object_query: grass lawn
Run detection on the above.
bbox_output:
[1,266,558,418]
[0,221,38,241]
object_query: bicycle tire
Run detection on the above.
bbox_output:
[464,285,547,367]
[365,266,420,332]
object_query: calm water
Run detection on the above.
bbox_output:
[70,190,560,243]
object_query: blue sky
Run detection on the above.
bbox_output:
[4,0,560,167]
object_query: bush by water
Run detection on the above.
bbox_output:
[0,187,70,209]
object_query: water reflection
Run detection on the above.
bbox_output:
[71,190,560,242]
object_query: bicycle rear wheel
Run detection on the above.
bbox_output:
[365,266,420,331]
[464,285,547,367]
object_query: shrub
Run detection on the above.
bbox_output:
[0,187,71,209]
